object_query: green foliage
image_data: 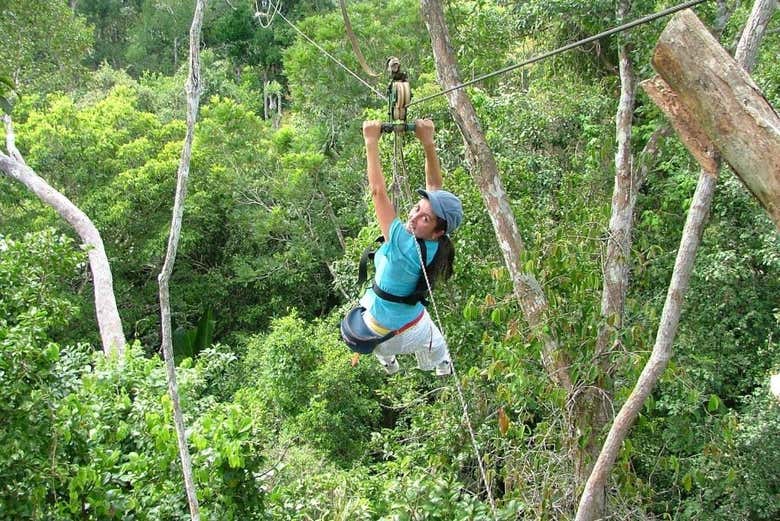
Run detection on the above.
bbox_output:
[1,329,272,519]
[173,306,215,363]
[0,74,15,114]
[291,317,383,462]
[75,0,144,70]
[3,1,780,518]
[283,0,426,129]
[204,1,293,73]
[9,79,351,348]
[243,312,322,416]
[0,229,83,334]
[124,0,195,75]
[0,230,87,518]
[0,0,93,92]
[262,444,375,520]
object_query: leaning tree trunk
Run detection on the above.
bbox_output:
[575,3,776,519]
[1,116,126,356]
[419,0,572,393]
[734,0,777,70]
[157,1,207,519]
[575,173,717,521]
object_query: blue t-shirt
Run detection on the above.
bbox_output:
[364,218,438,330]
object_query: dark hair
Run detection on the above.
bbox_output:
[427,217,455,283]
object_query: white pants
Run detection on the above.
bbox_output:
[360,296,450,371]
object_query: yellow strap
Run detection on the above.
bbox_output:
[363,312,391,335]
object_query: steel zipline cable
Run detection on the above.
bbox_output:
[262,0,708,108]
[274,9,387,101]
[408,0,709,107]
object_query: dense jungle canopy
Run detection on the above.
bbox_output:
[1,0,778,519]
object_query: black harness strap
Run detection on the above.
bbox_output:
[357,236,435,306]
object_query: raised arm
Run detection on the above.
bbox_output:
[363,120,396,239]
[415,119,443,190]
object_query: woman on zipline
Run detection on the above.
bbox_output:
[350,118,463,375]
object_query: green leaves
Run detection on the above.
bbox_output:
[0,230,91,517]
[0,74,16,114]
[173,306,215,363]
[0,0,93,93]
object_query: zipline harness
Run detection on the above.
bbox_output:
[358,236,437,307]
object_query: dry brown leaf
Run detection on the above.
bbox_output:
[498,406,509,436]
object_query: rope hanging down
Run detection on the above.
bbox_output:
[409,0,709,107]
[412,238,499,518]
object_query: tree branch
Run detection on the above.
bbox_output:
[1,115,126,355]
[157,1,208,519]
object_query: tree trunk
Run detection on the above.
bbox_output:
[653,8,780,228]
[157,1,207,519]
[598,10,636,361]
[576,3,775,519]
[419,0,571,393]
[734,0,777,71]
[1,116,126,356]
[575,1,638,511]
[576,173,717,521]
[338,0,379,77]
[263,74,269,120]
[641,75,718,175]
[173,36,179,71]
[274,92,282,129]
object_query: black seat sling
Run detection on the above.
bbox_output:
[357,236,436,306]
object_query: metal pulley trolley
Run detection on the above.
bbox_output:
[381,57,415,134]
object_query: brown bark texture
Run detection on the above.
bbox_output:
[641,76,718,174]
[419,0,571,392]
[653,8,780,228]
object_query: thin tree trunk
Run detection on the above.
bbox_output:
[274,92,282,129]
[157,1,206,519]
[419,0,571,393]
[734,0,777,70]
[173,36,179,71]
[1,115,126,356]
[576,173,717,521]
[338,0,379,77]
[574,1,638,510]
[575,2,774,519]
[263,76,269,120]
[598,6,636,364]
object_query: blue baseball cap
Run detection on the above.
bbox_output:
[416,189,463,233]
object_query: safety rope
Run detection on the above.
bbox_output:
[408,0,708,107]
[413,237,498,519]
[389,132,414,211]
